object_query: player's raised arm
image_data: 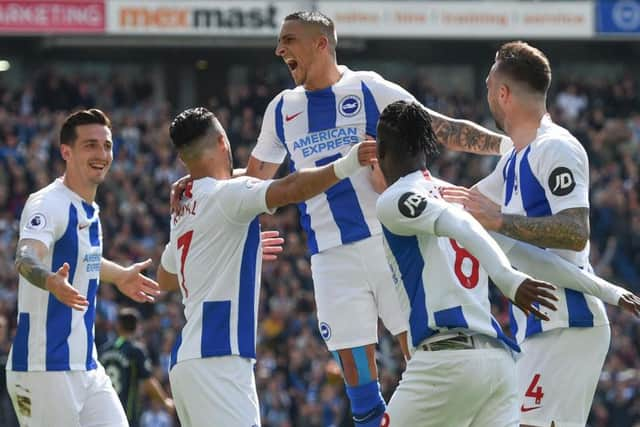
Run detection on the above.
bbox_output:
[265,140,376,209]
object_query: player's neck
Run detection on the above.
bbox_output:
[505,108,546,152]
[188,160,231,181]
[62,173,97,204]
[385,163,422,187]
[303,62,341,91]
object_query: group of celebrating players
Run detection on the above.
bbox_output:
[5,10,640,427]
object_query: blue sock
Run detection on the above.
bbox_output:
[345,380,386,427]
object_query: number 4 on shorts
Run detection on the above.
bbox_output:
[525,374,544,405]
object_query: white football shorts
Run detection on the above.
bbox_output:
[384,335,518,427]
[517,324,610,427]
[169,355,260,427]
[6,362,127,427]
[310,233,408,351]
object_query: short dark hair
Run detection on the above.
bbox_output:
[60,109,111,146]
[169,107,216,151]
[117,307,139,333]
[377,101,439,163]
[285,11,337,50]
[495,41,551,95]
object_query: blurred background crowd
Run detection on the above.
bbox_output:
[0,64,638,427]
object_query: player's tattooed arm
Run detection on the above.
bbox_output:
[499,207,590,251]
[15,239,51,290]
[427,109,505,155]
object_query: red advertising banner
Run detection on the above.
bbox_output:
[0,1,105,33]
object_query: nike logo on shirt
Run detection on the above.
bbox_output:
[285,111,303,122]
[521,405,542,412]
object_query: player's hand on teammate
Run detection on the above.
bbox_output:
[46,262,90,311]
[618,292,640,317]
[357,139,378,167]
[170,174,192,215]
[114,259,161,303]
[514,278,558,321]
[261,230,284,261]
[441,186,503,231]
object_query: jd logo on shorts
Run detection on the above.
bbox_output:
[548,167,575,196]
[338,95,361,117]
[319,322,331,341]
[398,192,427,218]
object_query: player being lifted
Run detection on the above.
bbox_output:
[157,107,377,427]
[375,100,640,427]
[244,11,513,426]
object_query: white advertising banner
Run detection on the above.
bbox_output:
[106,0,299,35]
[318,1,594,39]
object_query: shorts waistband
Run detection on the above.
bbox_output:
[418,332,503,352]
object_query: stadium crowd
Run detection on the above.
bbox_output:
[0,66,637,427]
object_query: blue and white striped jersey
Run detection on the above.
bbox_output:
[160,177,274,368]
[376,171,520,353]
[8,178,102,372]
[252,66,415,254]
[476,114,608,343]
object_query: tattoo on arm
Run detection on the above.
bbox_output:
[429,112,503,155]
[499,208,590,251]
[15,244,51,290]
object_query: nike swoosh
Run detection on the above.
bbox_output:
[521,405,541,412]
[78,223,90,230]
[285,111,303,122]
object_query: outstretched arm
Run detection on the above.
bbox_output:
[266,141,377,209]
[101,258,161,303]
[433,207,557,319]
[427,109,510,155]
[492,232,640,316]
[15,239,89,310]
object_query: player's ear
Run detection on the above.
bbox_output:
[317,35,328,52]
[60,143,71,161]
[499,83,510,104]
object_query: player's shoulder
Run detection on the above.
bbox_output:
[377,173,430,218]
[213,176,267,199]
[27,179,68,205]
[267,86,305,106]
[533,117,587,159]
[22,180,70,222]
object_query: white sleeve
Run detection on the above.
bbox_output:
[217,177,276,224]
[490,232,625,306]
[433,207,529,301]
[19,194,65,249]
[160,242,177,275]
[251,95,288,164]
[534,139,589,213]
[475,153,510,206]
[376,188,448,236]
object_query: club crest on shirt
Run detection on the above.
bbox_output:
[548,167,575,196]
[398,192,427,218]
[26,213,46,231]
[319,322,331,341]
[338,95,362,117]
